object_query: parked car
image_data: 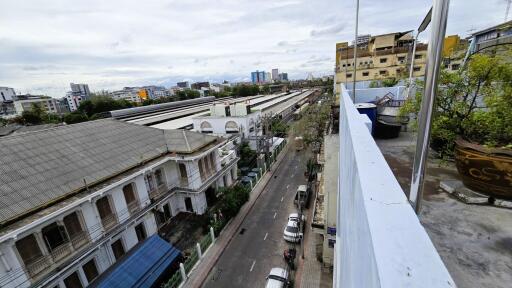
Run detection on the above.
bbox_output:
[294,185,309,207]
[288,213,305,223]
[283,220,303,243]
[265,267,289,288]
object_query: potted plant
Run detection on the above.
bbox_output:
[401,52,512,199]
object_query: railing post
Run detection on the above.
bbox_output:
[210,226,215,241]
[196,242,202,258]
[179,262,187,280]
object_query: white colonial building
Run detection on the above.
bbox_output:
[0,119,238,288]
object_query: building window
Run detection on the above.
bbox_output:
[135,223,147,242]
[414,54,422,59]
[123,183,139,214]
[451,64,460,70]
[63,271,83,288]
[111,239,125,261]
[346,73,352,78]
[82,259,99,283]
[15,234,43,267]
[342,64,346,67]
[398,56,406,61]
[396,69,402,74]
[96,196,117,230]
[380,58,387,63]
[413,66,421,72]
[41,222,69,255]
[379,70,387,75]
[179,163,188,185]
[347,63,351,67]
[362,72,369,77]
[155,169,165,186]
[163,203,172,220]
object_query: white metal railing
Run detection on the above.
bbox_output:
[335,84,455,288]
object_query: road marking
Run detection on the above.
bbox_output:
[286,184,290,189]
[281,196,284,202]
[273,212,277,219]
[250,260,256,272]
[264,232,268,240]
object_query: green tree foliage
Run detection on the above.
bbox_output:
[218,185,250,219]
[400,53,512,157]
[271,118,289,137]
[64,111,89,124]
[78,96,133,118]
[382,77,399,87]
[291,99,332,151]
[175,89,200,101]
[238,141,256,168]
[21,103,46,125]
[231,84,260,97]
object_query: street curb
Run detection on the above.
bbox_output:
[183,144,291,288]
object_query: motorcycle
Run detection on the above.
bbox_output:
[283,248,297,270]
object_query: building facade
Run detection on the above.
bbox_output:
[335,31,428,89]
[111,87,142,103]
[251,71,267,84]
[177,81,190,89]
[467,20,512,55]
[0,119,238,288]
[271,69,279,81]
[14,96,69,115]
[0,87,16,117]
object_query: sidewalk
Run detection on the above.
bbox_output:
[296,183,333,288]
[183,145,290,288]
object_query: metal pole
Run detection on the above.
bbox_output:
[406,32,419,99]
[409,0,450,214]
[352,0,359,102]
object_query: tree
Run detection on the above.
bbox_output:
[78,96,133,117]
[21,103,46,125]
[218,185,250,219]
[400,53,512,157]
[64,111,88,124]
[238,142,256,168]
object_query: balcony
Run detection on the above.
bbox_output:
[49,242,73,262]
[335,84,454,287]
[69,230,91,250]
[127,200,141,214]
[100,213,118,231]
[149,183,169,200]
[25,255,52,278]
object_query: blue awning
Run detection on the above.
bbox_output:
[92,235,181,288]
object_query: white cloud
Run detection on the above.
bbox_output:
[0,0,506,97]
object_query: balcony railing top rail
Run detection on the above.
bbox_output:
[336,84,454,288]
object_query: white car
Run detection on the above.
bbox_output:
[288,213,305,223]
[283,220,303,243]
[265,267,289,288]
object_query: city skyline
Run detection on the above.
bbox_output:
[0,0,506,97]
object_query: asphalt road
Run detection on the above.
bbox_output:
[203,148,310,288]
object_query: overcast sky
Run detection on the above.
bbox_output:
[0,0,507,97]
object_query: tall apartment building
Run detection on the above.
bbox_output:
[271,69,279,81]
[251,71,267,84]
[177,81,190,89]
[0,119,239,288]
[66,83,91,112]
[0,87,16,116]
[335,31,428,87]
[279,73,288,81]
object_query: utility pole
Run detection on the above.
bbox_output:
[409,0,450,214]
[352,0,360,103]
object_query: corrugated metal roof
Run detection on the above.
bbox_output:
[0,119,218,225]
[90,235,181,288]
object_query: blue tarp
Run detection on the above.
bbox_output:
[92,235,181,288]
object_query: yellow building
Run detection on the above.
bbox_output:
[335,31,428,90]
[442,35,469,71]
[138,89,149,101]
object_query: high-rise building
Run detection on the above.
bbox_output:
[271,69,279,81]
[0,87,17,116]
[191,82,210,90]
[251,71,267,83]
[66,83,91,111]
[279,73,288,81]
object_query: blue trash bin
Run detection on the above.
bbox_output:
[355,103,377,134]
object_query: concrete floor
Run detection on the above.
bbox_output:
[376,132,512,288]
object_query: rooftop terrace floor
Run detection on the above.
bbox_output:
[376,132,512,288]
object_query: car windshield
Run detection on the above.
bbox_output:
[286,226,299,233]
[268,275,286,282]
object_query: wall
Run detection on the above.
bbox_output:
[335,84,455,288]
[346,86,408,103]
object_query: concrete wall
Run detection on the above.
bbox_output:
[346,86,408,103]
[335,84,455,288]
